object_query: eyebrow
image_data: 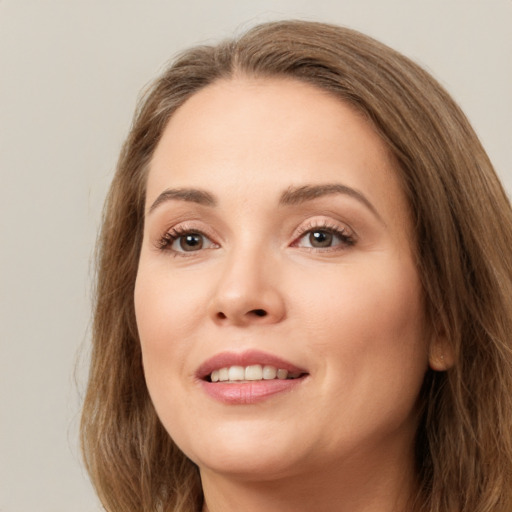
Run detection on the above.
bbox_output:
[279,184,382,221]
[147,183,381,221]
[148,188,217,214]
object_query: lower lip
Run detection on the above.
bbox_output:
[200,378,304,405]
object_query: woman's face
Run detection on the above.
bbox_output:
[135,78,430,482]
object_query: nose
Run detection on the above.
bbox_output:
[207,248,286,326]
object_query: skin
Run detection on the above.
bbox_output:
[135,78,442,512]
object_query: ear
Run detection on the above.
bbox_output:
[428,329,455,371]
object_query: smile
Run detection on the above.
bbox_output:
[209,365,304,382]
[197,350,309,404]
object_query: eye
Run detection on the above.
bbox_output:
[158,227,218,254]
[173,232,207,252]
[294,225,354,250]
[304,230,335,248]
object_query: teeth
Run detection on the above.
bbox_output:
[262,365,277,380]
[209,364,302,382]
[245,365,263,380]
[228,366,245,381]
[276,369,288,379]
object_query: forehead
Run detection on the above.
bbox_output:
[152,78,386,170]
[147,77,410,230]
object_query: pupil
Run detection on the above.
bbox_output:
[180,233,203,251]
[310,230,332,247]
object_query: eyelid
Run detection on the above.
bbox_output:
[292,217,355,240]
[290,217,357,251]
[155,220,220,253]
[171,230,217,253]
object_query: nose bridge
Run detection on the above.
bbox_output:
[208,238,285,325]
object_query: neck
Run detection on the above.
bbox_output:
[200,448,419,512]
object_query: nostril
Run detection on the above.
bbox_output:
[214,309,268,322]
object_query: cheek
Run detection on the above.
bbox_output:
[303,264,428,447]
[134,264,205,352]
[134,266,199,431]
[134,266,201,413]
[302,255,428,390]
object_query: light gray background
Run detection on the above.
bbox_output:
[1,1,510,510]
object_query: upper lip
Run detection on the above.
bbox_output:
[196,349,308,380]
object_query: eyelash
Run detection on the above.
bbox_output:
[156,220,355,255]
[157,224,215,253]
[292,221,355,250]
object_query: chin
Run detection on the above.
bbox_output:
[176,421,311,480]
[197,451,303,483]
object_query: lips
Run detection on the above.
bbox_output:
[196,350,309,404]
[196,349,307,380]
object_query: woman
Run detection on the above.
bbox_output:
[81,20,512,512]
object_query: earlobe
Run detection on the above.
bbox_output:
[428,334,455,371]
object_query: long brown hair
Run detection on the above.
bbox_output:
[81,20,512,512]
